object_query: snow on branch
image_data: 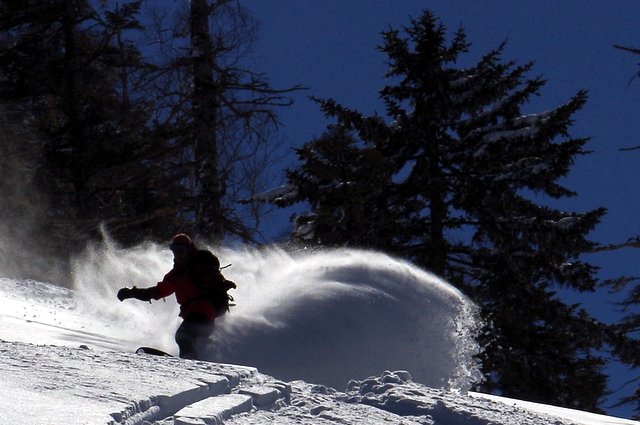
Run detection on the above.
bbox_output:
[239,184,298,205]
[481,126,541,143]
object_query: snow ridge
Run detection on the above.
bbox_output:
[110,376,228,424]
[110,372,289,425]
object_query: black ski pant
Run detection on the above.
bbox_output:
[175,314,214,359]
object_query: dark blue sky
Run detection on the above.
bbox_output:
[240,1,640,417]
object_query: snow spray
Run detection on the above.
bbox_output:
[71,238,181,351]
[71,240,483,392]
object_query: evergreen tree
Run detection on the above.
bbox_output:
[0,0,171,251]
[282,10,616,412]
[285,124,400,249]
[0,106,60,281]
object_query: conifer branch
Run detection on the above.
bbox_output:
[590,236,640,253]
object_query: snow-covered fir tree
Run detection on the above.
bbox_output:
[276,10,624,413]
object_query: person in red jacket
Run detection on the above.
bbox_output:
[117,233,221,359]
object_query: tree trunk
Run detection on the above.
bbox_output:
[426,140,447,277]
[190,0,224,241]
[62,0,90,220]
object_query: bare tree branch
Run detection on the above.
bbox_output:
[614,44,640,55]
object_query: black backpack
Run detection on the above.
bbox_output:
[188,250,237,316]
[209,276,236,316]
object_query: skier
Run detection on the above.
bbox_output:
[117,233,222,359]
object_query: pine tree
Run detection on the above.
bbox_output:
[0,1,169,252]
[282,10,616,412]
[284,124,400,249]
[0,106,59,281]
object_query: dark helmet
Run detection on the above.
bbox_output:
[170,233,194,252]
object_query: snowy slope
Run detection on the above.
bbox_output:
[0,245,637,424]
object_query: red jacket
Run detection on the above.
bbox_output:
[150,268,217,321]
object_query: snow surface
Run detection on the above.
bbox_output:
[0,245,637,424]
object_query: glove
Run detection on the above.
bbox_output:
[117,287,133,301]
[118,286,154,302]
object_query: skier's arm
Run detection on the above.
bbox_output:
[152,279,176,299]
[117,271,178,302]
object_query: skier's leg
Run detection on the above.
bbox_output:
[175,320,197,359]
[175,315,213,359]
